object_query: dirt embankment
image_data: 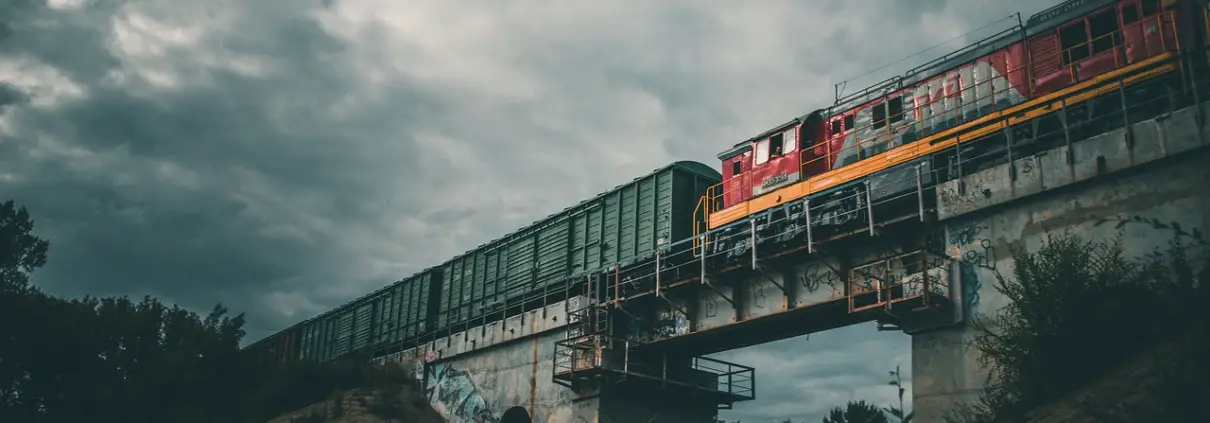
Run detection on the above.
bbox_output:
[1011,324,1210,423]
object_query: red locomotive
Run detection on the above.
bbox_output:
[698,0,1198,259]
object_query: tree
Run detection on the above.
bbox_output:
[0,198,405,423]
[0,199,49,293]
[822,400,889,423]
[883,366,912,423]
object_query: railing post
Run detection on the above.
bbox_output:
[661,352,668,388]
[1005,125,1016,181]
[804,198,814,253]
[623,340,630,373]
[955,133,965,194]
[915,164,925,222]
[1119,79,1134,148]
[864,180,876,236]
[750,218,759,269]
[699,234,708,283]
[1061,98,1074,164]
[921,250,931,303]
[655,250,662,298]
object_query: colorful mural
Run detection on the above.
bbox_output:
[425,362,499,423]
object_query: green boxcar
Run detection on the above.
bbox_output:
[252,160,720,362]
[433,160,720,329]
[294,268,439,362]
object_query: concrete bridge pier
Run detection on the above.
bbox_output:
[911,100,1210,421]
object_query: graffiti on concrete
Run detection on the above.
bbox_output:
[700,291,719,318]
[949,223,996,270]
[654,309,690,339]
[948,223,995,316]
[426,362,498,423]
[749,283,769,309]
[940,183,991,209]
[798,261,840,293]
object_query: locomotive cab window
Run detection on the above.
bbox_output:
[784,129,797,153]
[1060,20,1090,64]
[844,115,855,130]
[731,161,741,176]
[1121,3,1139,24]
[831,119,842,136]
[888,96,904,123]
[1141,0,1159,16]
[755,139,770,165]
[769,133,785,156]
[1088,9,1119,54]
[872,102,887,129]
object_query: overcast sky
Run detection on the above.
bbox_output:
[2,0,1059,421]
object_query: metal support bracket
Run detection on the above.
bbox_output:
[751,265,787,293]
[702,279,736,306]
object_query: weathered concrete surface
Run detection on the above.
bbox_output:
[377,297,717,423]
[378,301,585,423]
[913,103,1210,422]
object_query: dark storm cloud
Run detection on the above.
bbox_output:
[1,0,1061,421]
[0,0,444,336]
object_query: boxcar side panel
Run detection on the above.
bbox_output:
[506,233,535,299]
[471,251,486,320]
[421,269,440,334]
[636,176,657,258]
[537,220,570,289]
[483,248,503,316]
[586,205,605,271]
[353,302,373,351]
[655,170,675,248]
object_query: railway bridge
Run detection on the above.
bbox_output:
[374,66,1210,423]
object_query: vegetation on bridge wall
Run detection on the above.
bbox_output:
[946,217,1210,423]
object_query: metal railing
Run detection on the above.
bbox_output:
[848,250,951,314]
[552,334,756,405]
[694,356,756,405]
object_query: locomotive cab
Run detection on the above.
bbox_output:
[715,116,816,211]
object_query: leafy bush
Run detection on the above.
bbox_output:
[948,223,1209,423]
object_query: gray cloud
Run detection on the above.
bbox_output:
[0,0,1058,421]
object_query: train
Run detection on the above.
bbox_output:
[247,0,1210,364]
[250,162,721,363]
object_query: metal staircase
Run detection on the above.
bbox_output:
[552,275,756,408]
